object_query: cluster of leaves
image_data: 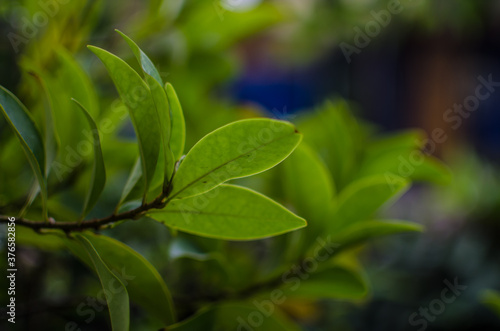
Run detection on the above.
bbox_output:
[1,32,308,329]
[0,14,454,331]
[1,36,450,330]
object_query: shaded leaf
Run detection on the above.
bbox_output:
[282,142,334,248]
[332,175,409,229]
[71,99,106,219]
[0,86,47,219]
[481,290,500,316]
[116,29,163,85]
[65,233,176,327]
[281,266,368,300]
[75,234,130,331]
[165,302,300,331]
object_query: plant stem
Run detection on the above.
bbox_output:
[0,193,167,233]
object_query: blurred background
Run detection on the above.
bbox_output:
[0,0,499,330]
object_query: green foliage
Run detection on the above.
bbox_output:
[169,118,302,200]
[0,86,47,219]
[481,290,500,317]
[71,99,106,219]
[149,184,306,240]
[88,45,162,201]
[166,302,301,331]
[0,28,451,330]
[75,234,130,331]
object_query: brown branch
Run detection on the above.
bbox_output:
[0,194,167,232]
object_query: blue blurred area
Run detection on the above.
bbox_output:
[230,22,500,162]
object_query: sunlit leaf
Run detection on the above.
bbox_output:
[149,184,306,240]
[165,83,185,160]
[88,46,161,200]
[168,118,302,200]
[81,233,176,326]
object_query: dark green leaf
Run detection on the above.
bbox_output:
[0,86,47,219]
[75,234,130,331]
[282,142,334,246]
[332,220,423,247]
[71,99,106,219]
[282,266,368,300]
[117,30,175,184]
[165,302,300,331]
[481,290,500,316]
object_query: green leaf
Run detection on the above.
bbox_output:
[332,175,410,229]
[365,129,426,159]
[56,47,99,117]
[481,290,500,316]
[88,46,161,200]
[165,302,301,331]
[65,233,176,327]
[410,156,453,185]
[332,220,423,247]
[165,83,185,160]
[16,227,65,251]
[149,184,306,240]
[74,234,130,331]
[116,29,163,86]
[0,86,48,219]
[81,233,176,326]
[71,99,106,219]
[282,142,334,242]
[26,70,59,177]
[281,266,368,300]
[168,118,302,200]
[298,101,360,190]
[118,158,143,207]
[117,30,175,184]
